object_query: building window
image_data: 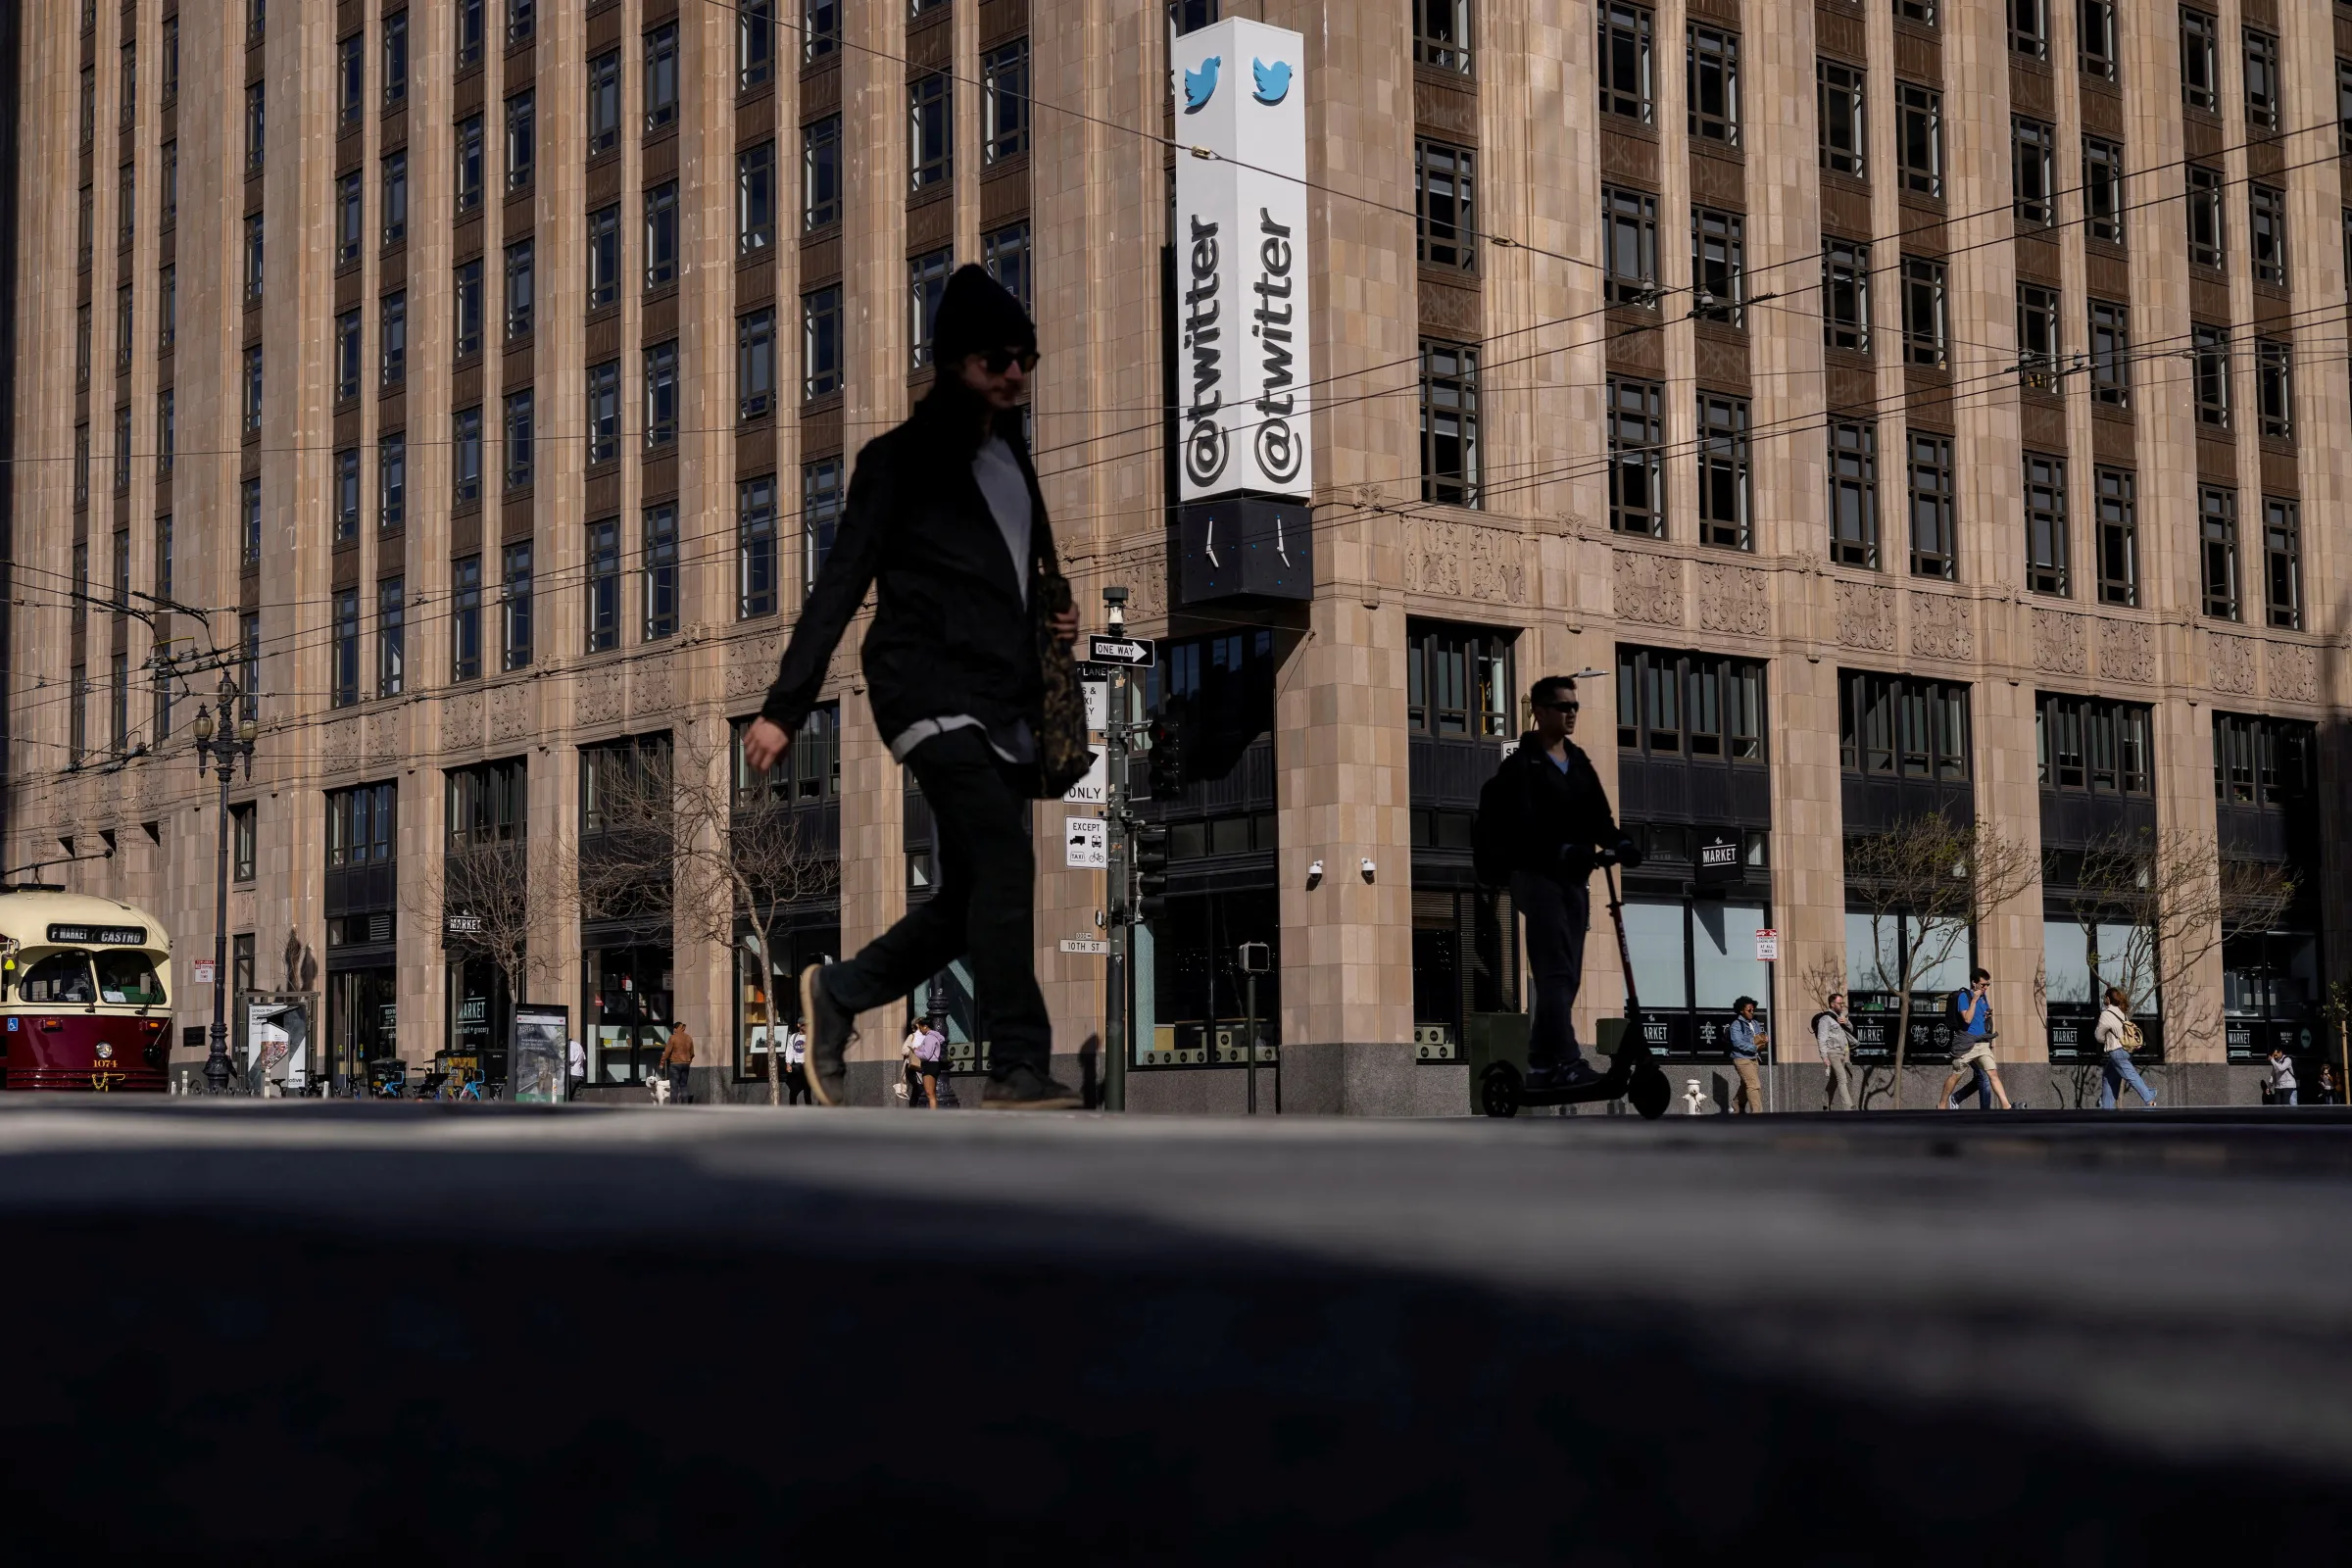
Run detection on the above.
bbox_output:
[586,518,621,653]
[241,614,261,719]
[739,309,776,420]
[451,555,484,681]
[335,310,366,401]
[804,457,845,589]
[1696,394,1751,550]
[1414,0,1474,72]
[646,340,679,445]
[445,761,524,850]
[1599,4,1654,122]
[984,38,1029,163]
[1419,340,1481,507]
[1907,431,1956,580]
[116,282,132,375]
[336,173,363,266]
[804,286,842,399]
[243,347,265,434]
[2249,184,2286,287]
[739,142,776,253]
[113,405,131,493]
[646,24,679,130]
[1406,625,1517,740]
[588,49,621,156]
[1688,25,1740,145]
[740,0,774,90]
[69,663,87,766]
[510,0,535,44]
[501,543,533,670]
[805,0,842,62]
[383,152,408,246]
[157,390,174,479]
[1822,238,1870,353]
[2083,138,2124,246]
[2256,339,2293,440]
[1900,257,1946,368]
[646,181,679,289]
[2186,165,2225,269]
[453,406,482,505]
[505,239,534,340]
[1817,60,1866,176]
[456,0,484,68]
[503,389,534,492]
[983,221,1033,313]
[2087,299,2129,408]
[2192,323,2230,429]
[384,11,408,105]
[241,477,263,564]
[2010,0,2048,57]
[378,577,406,697]
[334,448,362,542]
[247,82,266,173]
[2341,58,2352,156]
[643,505,679,641]
[2094,466,2137,607]
[2180,8,2219,110]
[232,805,257,882]
[2081,0,2116,77]
[2024,452,2070,596]
[1417,141,1478,273]
[455,114,483,214]
[804,116,842,232]
[1691,207,1743,324]
[2261,498,2300,630]
[245,213,266,302]
[160,267,175,352]
[379,433,407,530]
[1602,185,1658,305]
[381,291,407,388]
[1607,376,1665,538]
[331,589,361,708]
[2199,485,2239,620]
[740,475,779,619]
[76,306,90,388]
[2243,27,2278,130]
[1829,420,1880,569]
[909,74,953,192]
[908,249,953,370]
[506,90,535,192]
[588,205,620,308]
[109,653,130,755]
[2013,118,2055,227]
[455,258,484,358]
[588,360,620,466]
[1838,671,1971,780]
[2035,694,2151,796]
[162,142,177,227]
[1895,81,1940,197]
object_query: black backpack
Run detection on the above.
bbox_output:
[1471,760,1522,889]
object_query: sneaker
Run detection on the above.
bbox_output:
[798,963,855,1106]
[1525,1059,1604,1093]
[980,1061,1084,1110]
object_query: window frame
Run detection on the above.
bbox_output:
[1602,184,1658,306]
[1907,430,1956,581]
[1419,339,1482,508]
[1696,393,1752,551]
[2199,485,2240,621]
[2094,466,2137,608]
[1417,139,1479,274]
[1829,419,1881,569]
[1607,375,1667,538]
[2024,450,2070,597]
[1817,59,1867,176]
[1899,256,1946,368]
[1688,24,1740,146]
[1599,3,1656,123]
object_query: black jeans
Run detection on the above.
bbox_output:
[1511,870,1590,1070]
[825,727,1051,1076]
[665,1062,691,1102]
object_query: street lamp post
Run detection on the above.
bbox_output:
[191,674,257,1095]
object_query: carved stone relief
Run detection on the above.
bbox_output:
[1835,581,1896,652]
[631,656,676,718]
[1612,550,1684,627]
[578,668,625,728]
[441,692,484,752]
[2209,633,2258,696]
[321,716,361,772]
[491,683,532,742]
[1403,517,1528,604]
[1695,563,1770,636]
[2093,617,2154,685]
[2269,642,2318,705]
[2030,609,2086,674]
[365,710,402,763]
[1906,592,1974,662]
[727,634,784,698]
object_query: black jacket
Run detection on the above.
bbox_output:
[760,391,1054,742]
[1497,731,1620,878]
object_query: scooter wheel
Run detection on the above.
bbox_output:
[1629,1066,1672,1121]
[1480,1065,1521,1119]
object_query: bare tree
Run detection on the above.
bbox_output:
[2056,828,2296,1055]
[575,728,839,1104]
[1842,814,2037,1108]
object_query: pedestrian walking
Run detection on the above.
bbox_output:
[661,1022,695,1105]
[742,266,1083,1111]
[1813,992,1858,1111]
[565,1036,586,1102]
[917,1016,948,1109]
[1939,968,2016,1110]
[2316,1062,2342,1106]
[1470,675,1638,1091]
[785,1024,810,1105]
[899,1017,927,1105]
[2266,1044,2298,1106]
[1727,996,1768,1113]
[2094,986,2158,1109]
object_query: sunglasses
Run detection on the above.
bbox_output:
[979,347,1040,374]
[1534,701,1581,713]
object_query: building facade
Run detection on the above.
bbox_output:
[9,0,2347,1106]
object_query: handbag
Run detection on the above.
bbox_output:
[1029,524,1095,800]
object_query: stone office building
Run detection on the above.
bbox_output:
[8,0,2345,1105]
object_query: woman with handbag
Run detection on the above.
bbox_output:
[2093,985,2158,1109]
[743,266,1086,1111]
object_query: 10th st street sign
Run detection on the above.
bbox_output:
[1087,635,1155,667]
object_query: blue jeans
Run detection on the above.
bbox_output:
[1949,1063,1992,1108]
[2099,1050,2155,1108]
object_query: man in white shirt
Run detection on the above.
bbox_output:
[1814,993,1858,1111]
[784,1024,809,1105]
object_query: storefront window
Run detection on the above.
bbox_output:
[2224,928,2322,1061]
[585,945,671,1083]
[1616,897,1773,1057]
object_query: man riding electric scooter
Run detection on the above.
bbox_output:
[1476,675,1643,1092]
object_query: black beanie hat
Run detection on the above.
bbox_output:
[931,264,1037,368]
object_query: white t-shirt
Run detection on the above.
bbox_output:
[567,1039,586,1074]
[785,1029,807,1067]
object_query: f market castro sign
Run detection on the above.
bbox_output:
[1172,18,1313,505]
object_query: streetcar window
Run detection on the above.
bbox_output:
[95,952,167,1005]
[19,953,97,1004]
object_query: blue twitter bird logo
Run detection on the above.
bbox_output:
[1183,57,1220,113]
[1251,58,1293,106]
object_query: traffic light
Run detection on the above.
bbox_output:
[1148,701,1189,795]
[1132,824,1170,924]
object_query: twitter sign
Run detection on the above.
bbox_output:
[1171,19,1311,506]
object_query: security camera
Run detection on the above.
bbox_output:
[1305,858,1324,890]
[1359,858,1377,883]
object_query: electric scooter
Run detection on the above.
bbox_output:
[1478,853,1673,1120]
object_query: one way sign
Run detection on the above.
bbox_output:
[1086,635,1155,667]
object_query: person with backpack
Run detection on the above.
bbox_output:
[2265,1044,2298,1106]
[2093,985,2158,1109]
[1938,967,2015,1111]
[1813,991,1859,1110]
[1472,674,1640,1092]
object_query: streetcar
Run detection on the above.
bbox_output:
[0,887,174,1092]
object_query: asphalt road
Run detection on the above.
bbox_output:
[2,1102,2348,1563]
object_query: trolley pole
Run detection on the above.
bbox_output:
[1102,587,1130,1112]
[189,673,257,1095]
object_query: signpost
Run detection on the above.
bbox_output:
[1064,816,1107,869]
[1086,635,1155,667]
[1754,928,1780,962]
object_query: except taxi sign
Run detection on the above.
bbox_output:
[1086,635,1155,667]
